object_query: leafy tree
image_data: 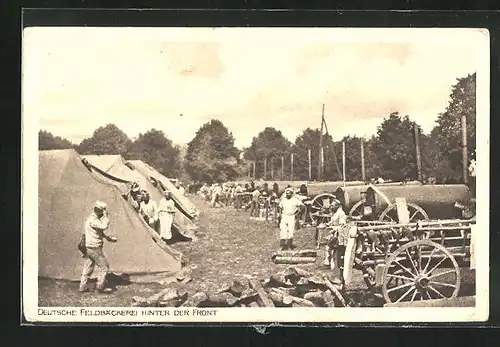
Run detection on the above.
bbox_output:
[185,119,242,183]
[128,129,181,178]
[243,127,292,179]
[39,130,74,150]
[292,128,335,181]
[330,135,370,182]
[77,124,132,156]
[433,73,476,176]
[370,112,423,182]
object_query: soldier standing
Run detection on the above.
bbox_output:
[278,188,304,250]
[79,201,117,293]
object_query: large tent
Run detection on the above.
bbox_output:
[38,149,182,282]
[83,155,197,240]
[127,160,199,219]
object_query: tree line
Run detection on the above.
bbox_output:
[39,72,476,184]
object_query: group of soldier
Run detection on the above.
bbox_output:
[196,180,352,285]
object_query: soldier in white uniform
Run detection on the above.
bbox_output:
[278,188,305,250]
[158,191,176,241]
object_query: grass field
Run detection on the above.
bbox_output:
[38,195,475,307]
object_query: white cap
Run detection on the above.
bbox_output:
[94,201,108,210]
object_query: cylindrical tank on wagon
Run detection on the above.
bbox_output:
[335,185,371,210]
[366,184,471,219]
[306,181,365,197]
[334,181,423,211]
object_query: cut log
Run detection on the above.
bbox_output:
[271,288,315,307]
[283,266,312,279]
[159,290,188,307]
[235,288,259,305]
[269,289,293,306]
[324,278,347,307]
[206,292,239,307]
[303,291,326,307]
[263,274,290,288]
[181,292,209,307]
[296,277,309,286]
[217,279,250,297]
[307,275,326,286]
[248,301,261,308]
[249,278,275,307]
[132,288,187,307]
[274,249,318,258]
[321,290,336,307]
[272,256,316,264]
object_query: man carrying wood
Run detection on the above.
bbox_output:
[278,188,305,250]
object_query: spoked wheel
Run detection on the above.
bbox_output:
[349,200,376,220]
[378,203,429,223]
[381,239,461,304]
[310,193,337,225]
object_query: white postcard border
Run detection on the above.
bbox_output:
[21,27,490,323]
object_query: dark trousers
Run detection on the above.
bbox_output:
[249,201,258,217]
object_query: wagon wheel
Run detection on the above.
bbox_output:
[310,193,337,225]
[378,203,429,223]
[349,200,376,220]
[381,239,461,304]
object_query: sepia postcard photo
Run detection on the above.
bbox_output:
[22,27,489,323]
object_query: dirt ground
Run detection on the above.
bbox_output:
[38,194,475,307]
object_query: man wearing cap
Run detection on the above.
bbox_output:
[139,190,159,231]
[278,188,304,250]
[79,201,117,293]
[158,191,176,241]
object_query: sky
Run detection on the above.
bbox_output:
[22,27,486,149]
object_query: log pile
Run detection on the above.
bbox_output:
[131,266,346,308]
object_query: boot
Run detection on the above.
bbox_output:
[280,239,288,251]
[287,238,296,250]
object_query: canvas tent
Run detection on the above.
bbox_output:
[38,149,182,282]
[83,155,197,241]
[127,160,199,219]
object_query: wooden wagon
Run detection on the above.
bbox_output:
[338,216,476,304]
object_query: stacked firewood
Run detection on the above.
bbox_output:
[131,266,346,308]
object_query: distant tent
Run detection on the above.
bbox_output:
[127,160,199,219]
[83,155,197,241]
[38,149,182,282]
